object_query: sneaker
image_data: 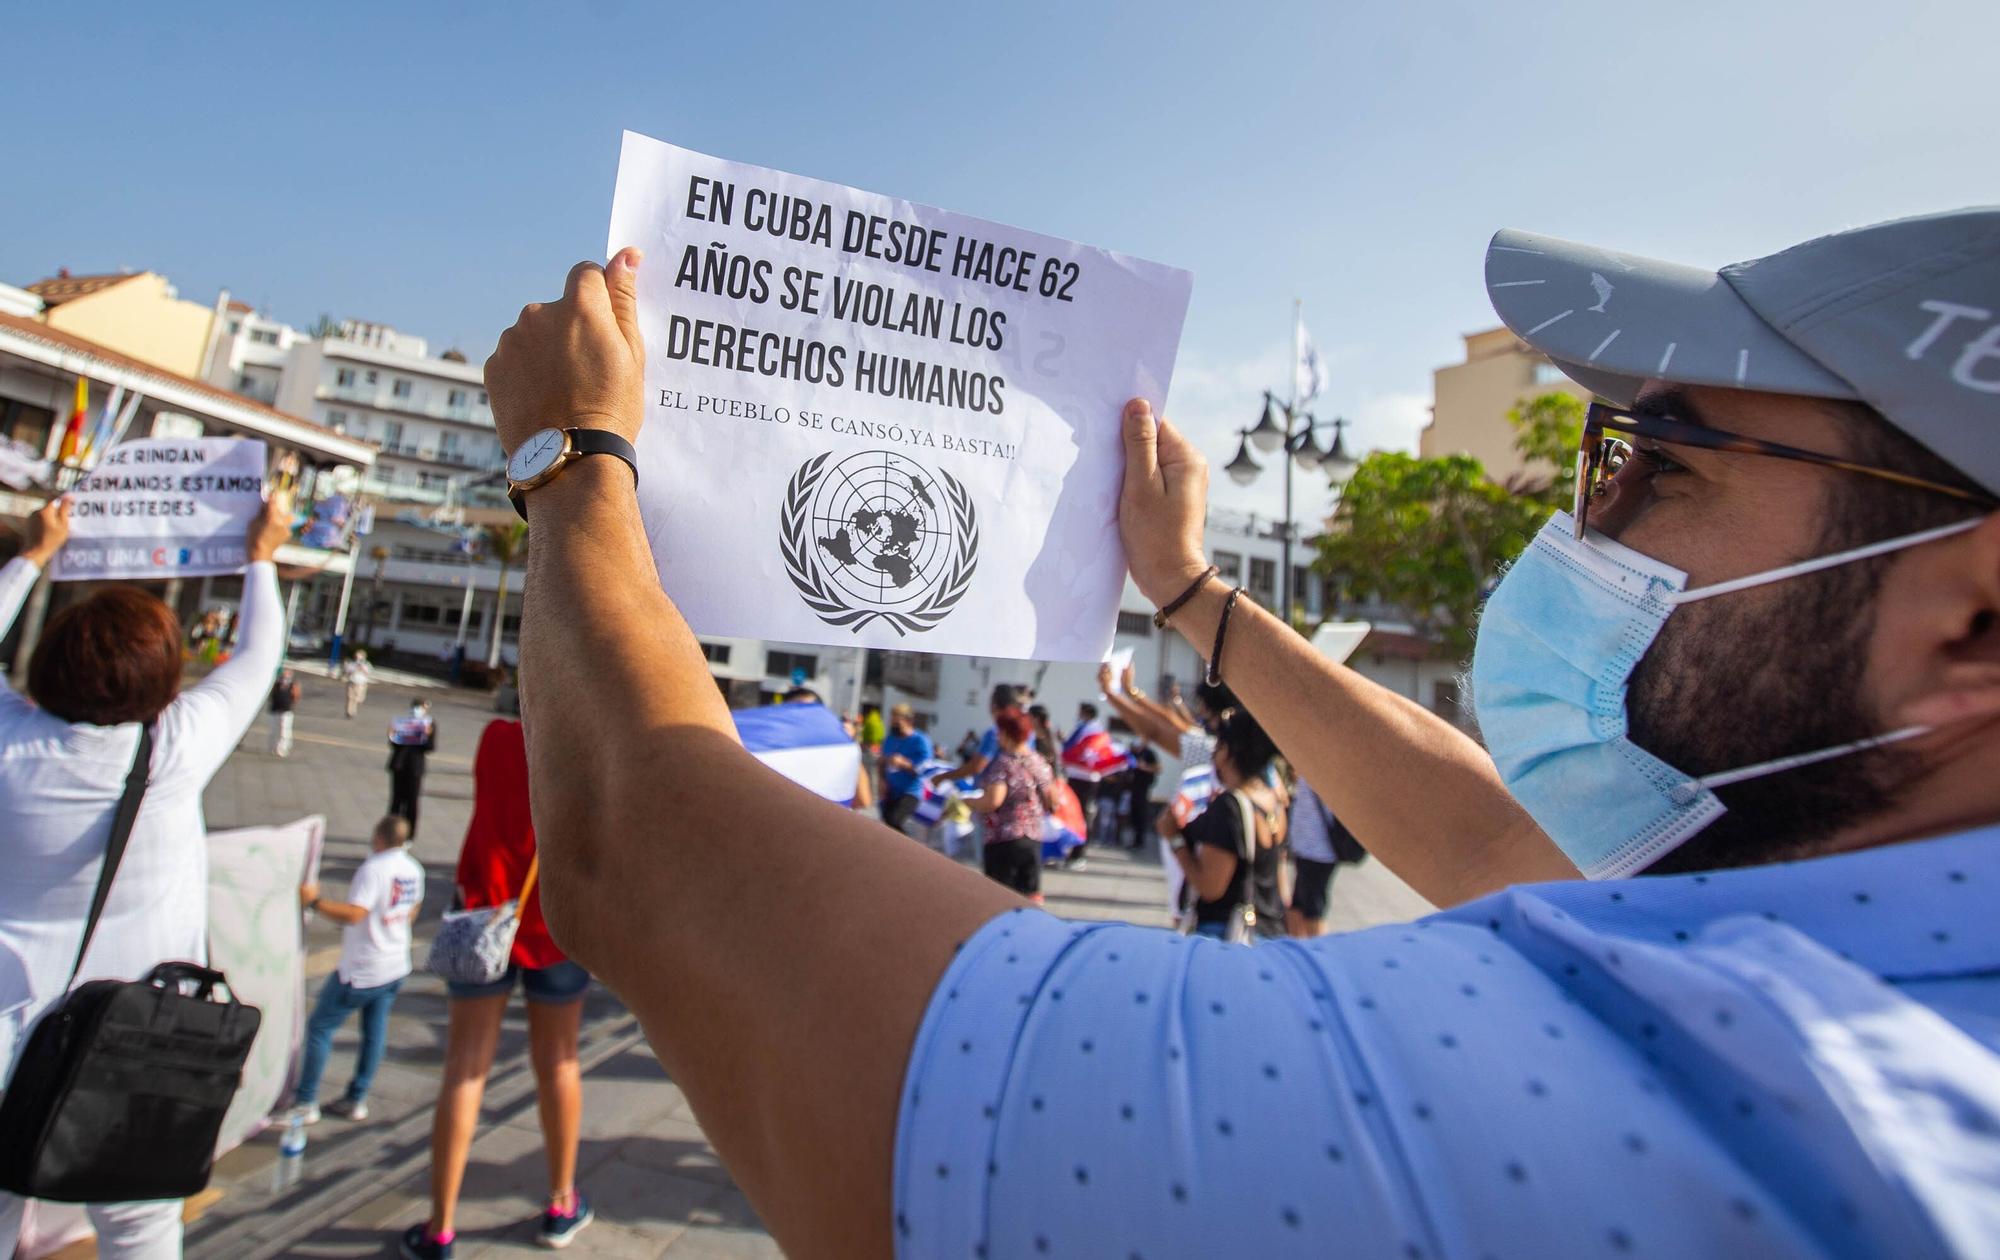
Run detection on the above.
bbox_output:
[291,1103,321,1125]
[537,1191,594,1250]
[324,1097,370,1122]
[399,1224,455,1260]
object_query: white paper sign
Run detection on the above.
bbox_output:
[206,815,323,1152]
[52,437,266,582]
[607,132,1192,661]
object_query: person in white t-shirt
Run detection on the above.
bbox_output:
[343,649,372,719]
[291,815,425,1122]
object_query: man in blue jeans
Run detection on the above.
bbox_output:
[293,815,425,1122]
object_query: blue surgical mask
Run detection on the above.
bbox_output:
[1471,510,1979,878]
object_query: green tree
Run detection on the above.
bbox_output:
[481,520,528,670]
[1314,391,1584,656]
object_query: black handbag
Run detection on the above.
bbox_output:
[0,725,263,1202]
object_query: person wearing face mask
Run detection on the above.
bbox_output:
[477,221,2000,1258]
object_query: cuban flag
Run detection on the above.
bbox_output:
[1040,778,1088,862]
[1170,763,1218,826]
[910,758,965,827]
[733,702,861,806]
[1060,721,1131,783]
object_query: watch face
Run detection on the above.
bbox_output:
[507,428,566,483]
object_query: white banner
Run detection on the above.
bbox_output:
[207,815,324,1153]
[52,437,267,582]
[607,132,1192,661]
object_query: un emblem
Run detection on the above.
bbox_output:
[780,449,979,635]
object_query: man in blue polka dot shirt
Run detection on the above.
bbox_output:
[469,213,1999,1260]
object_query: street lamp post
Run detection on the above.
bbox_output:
[1225,394,1356,619]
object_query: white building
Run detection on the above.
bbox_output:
[204,300,299,407]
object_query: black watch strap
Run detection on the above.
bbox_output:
[509,428,639,520]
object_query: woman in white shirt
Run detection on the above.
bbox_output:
[0,491,289,1260]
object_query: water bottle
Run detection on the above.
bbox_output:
[275,1109,307,1191]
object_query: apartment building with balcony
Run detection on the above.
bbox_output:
[273,321,506,508]
[204,301,299,407]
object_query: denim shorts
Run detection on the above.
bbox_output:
[446,959,591,1004]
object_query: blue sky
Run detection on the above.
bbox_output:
[4,0,1993,524]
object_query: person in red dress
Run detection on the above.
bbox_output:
[401,718,595,1259]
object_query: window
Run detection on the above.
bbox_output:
[476,391,488,407]
[364,370,379,385]
[237,373,256,391]
[327,409,349,434]
[335,367,356,388]
[392,378,412,399]
[439,432,464,463]
[447,388,467,409]
[1249,557,1277,597]
[1115,610,1153,637]
[766,650,819,680]
[0,399,55,453]
[1214,551,1242,581]
[701,642,733,665]
[250,328,279,345]
[227,320,242,335]
[1292,565,1314,611]
[382,420,404,450]
[1532,361,1568,386]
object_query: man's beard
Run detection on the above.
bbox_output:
[1630,556,1914,875]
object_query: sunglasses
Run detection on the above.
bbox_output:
[1573,402,1995,540]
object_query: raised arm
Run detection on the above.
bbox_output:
[1120,660,1196,735]
[489,253,1018,1258]
[0,499,69,709]
[1116,400,1575,906]
[158,491,292,782]
[1095,662,1184,752]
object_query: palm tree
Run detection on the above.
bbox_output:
[482,521,528,670]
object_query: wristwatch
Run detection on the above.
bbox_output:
[506,427,640,520]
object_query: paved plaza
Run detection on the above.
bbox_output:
[179,670,1433,1258]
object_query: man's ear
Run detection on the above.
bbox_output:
[1891,513,2000,729]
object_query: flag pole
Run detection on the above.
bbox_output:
[1282,300,1301,620]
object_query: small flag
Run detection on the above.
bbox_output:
[1170,763,1218,826]
[389,714,435,746]
[56,377,88,465]
[78,383,124,464]
[911,757,967,826]
[733,701,862,805]
[1295,317,1327,406]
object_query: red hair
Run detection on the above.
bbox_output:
[993,707,1034,746]
[29,587,184,725]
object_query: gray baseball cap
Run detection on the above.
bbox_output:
[1484,208,2000,493]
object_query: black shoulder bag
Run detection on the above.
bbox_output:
[0,725,263,1202]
